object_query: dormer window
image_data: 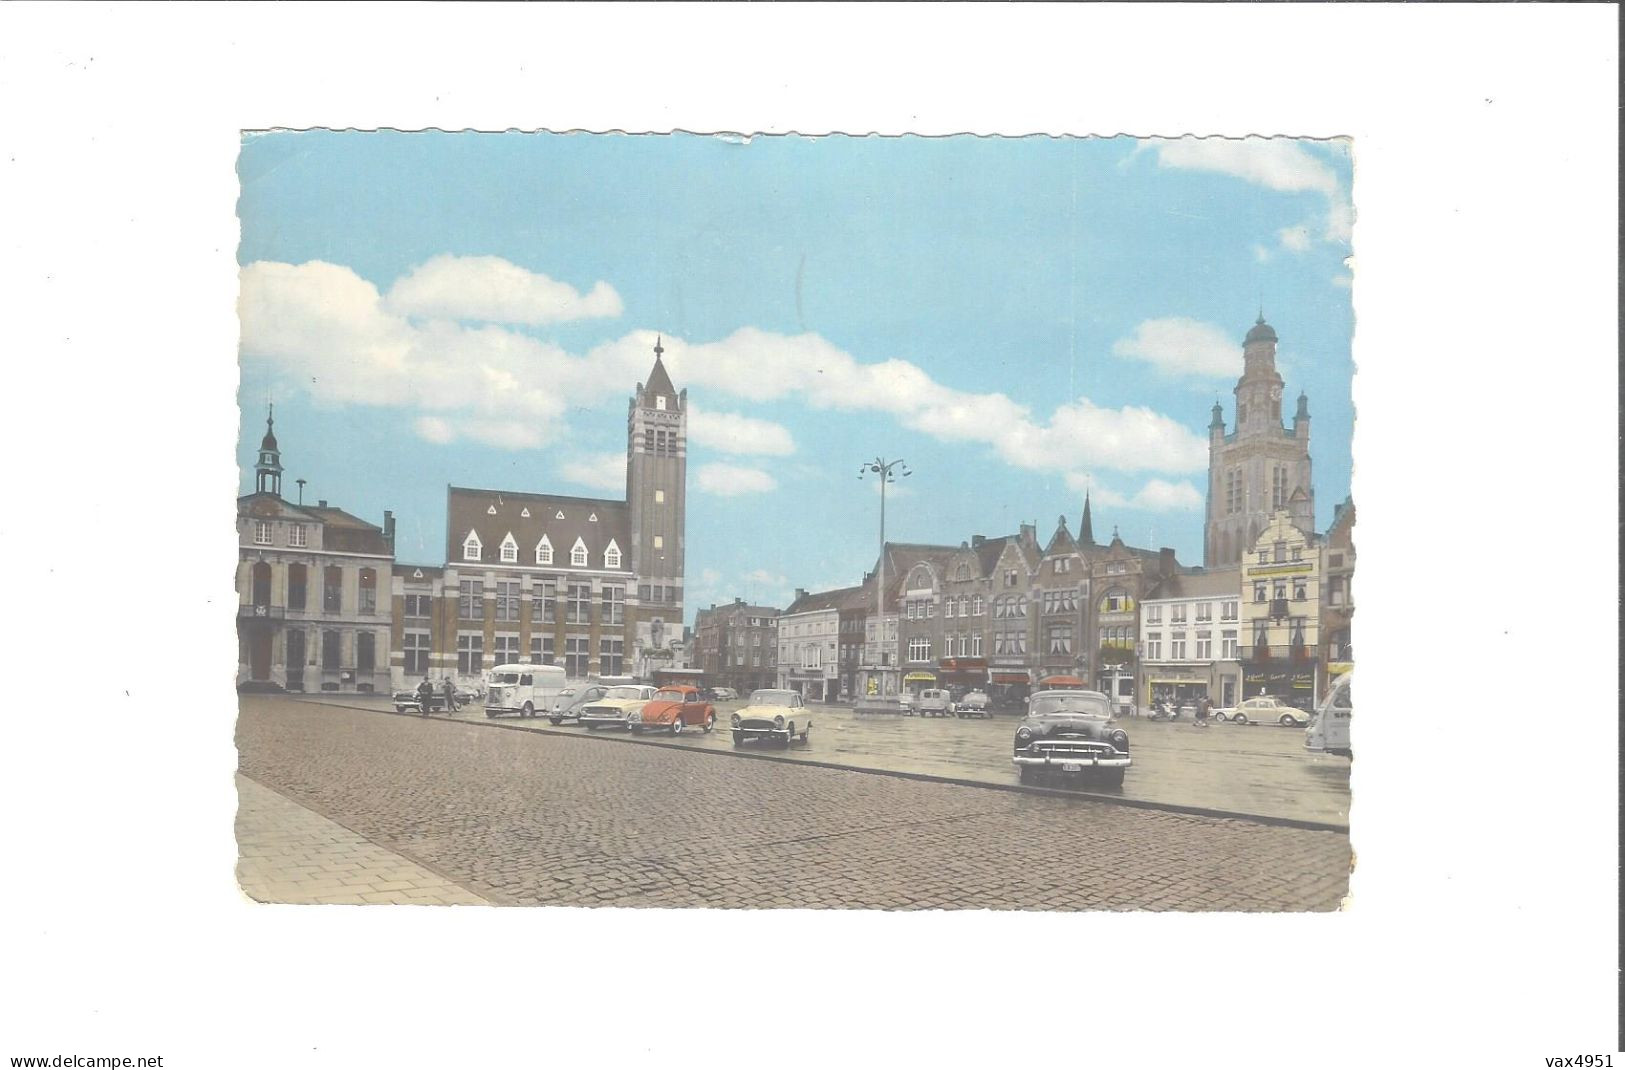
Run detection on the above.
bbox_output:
[499,532,518,564]
[462,530,482,562]
[604,540,622,569]
[570,537,588,568]
[536,535,553,565]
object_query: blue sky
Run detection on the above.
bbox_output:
[237,132,1353,622]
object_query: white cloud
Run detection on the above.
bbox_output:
[243,261,1209,477]
[743,568,788,587]
[559,451,626,492]
[1149,136,1340,198]
[414,416,455,444]
[688,405,796,456]
[1111,317,1241,379]
[1277,224,1313,253]
[384,254,622,325]
[695,463,778,496]
[1146,137,1353,253]
[1064,472,1203,513]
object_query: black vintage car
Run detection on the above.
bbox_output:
[1011,689,1131,787]
[393,687,450,713]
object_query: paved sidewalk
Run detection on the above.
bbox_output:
[235,774,490,906]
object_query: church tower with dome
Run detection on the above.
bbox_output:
[1204,314,1316,566]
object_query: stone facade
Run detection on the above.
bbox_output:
[237,408,395,694]
[1139,565,1243,710]
[1239,511,1321,709]
[1205,316,1315,567]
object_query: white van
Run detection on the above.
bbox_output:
[1305,671,1352,757]
[483,663,568,719]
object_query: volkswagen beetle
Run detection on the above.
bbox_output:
[629,684,717,735]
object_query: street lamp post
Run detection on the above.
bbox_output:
[858,457,911,704]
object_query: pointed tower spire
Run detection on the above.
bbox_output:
[1080,491,1095,545]
[254,402,283,497]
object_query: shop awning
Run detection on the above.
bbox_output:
[903,672,936,682]
[1037,675,1084,687]
[991,673,1028,685]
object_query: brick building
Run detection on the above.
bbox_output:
[389,341,686,689]
[695,598,780,695]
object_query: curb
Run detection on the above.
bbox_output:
[311,699,1350,836]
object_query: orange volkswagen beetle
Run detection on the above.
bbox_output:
[628,684,717,735]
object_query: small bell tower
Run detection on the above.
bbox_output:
[255,404,283,497]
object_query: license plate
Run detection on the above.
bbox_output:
[1061,762,1082,772]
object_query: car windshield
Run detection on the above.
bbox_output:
[1029,693,1112,719]
[492,672,521,685]
[605,686,646,700]
[749,690,797,705]
[558,688,576,697]
[653,689,689,702]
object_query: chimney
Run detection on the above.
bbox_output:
[1020,523,1037,548]
[318,499,328,508]
[795,587,807,603]
[1159,547,1177,576]
[383,510,396,543]
[971,535,986,548]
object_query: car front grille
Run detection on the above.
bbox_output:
[738,719,779,730]
[1031,740,1117,759]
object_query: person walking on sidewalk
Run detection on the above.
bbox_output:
[416,676,435,716]
[1195,695,1212,728]
[443,676,459,713]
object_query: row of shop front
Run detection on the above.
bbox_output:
[791,656,1350,710]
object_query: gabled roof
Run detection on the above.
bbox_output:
[239,493,393,555]
[1143,566,1240,601]
[784,584,866,616]
[446,485,629,570]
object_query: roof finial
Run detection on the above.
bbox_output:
[654,335,664,358]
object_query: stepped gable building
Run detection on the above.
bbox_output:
[237,406,397,693]
[393,340,687,688]
[1205,314,1316,567]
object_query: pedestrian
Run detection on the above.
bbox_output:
[443,676,459,712]
[1195,695,1212,728]
[416,675,434,716]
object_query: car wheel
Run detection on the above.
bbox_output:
[800,728,810,743]
[732,730,745,747]
[704,713,715,733]
[1279,713,1296,727]
[1232,713,1247,725]
[670,717,682,736]
[784,721,795,745]
[549,716,562,725]
[521,702,534,719]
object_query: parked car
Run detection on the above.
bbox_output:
[1217,695,1308,726]
[711,687,738,702]
[1306,672,1352,757]
[549,684,609,725]
[730,688,810,746]
[1012,689,1131,787]
[955,690,991,718]
[916,688,954,717]
[577,684,658,730]
[482,663,568,719]
[630,685,717,735]
[392,687,448,714]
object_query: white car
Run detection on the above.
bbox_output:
[915,688,954,717]
[576,684,659,730]
[1217,695,1309,727]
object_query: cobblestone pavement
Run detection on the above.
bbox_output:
[240,696,1350,910]
[346,692,1351,826]
[236,774,488,905]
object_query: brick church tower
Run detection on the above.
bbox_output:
[626,338,687,646]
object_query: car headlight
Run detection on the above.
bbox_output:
[1016,726,1033,743]
[1110,729,1129,749]
[628,710,641,722]
[773,715,785,729]
[730,713,741,728]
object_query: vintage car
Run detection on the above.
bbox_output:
[1216,694,1308,726]
[576,684,658,730]
[711,687,738,702]
[392,686,449,714]
[1305,672,1352,757]
[629,685,717,735]
[730,688,810,746]
[955,690,991,717]
[915,688,954,717]
[548,684,609,725]
[1012,689,1131,787]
